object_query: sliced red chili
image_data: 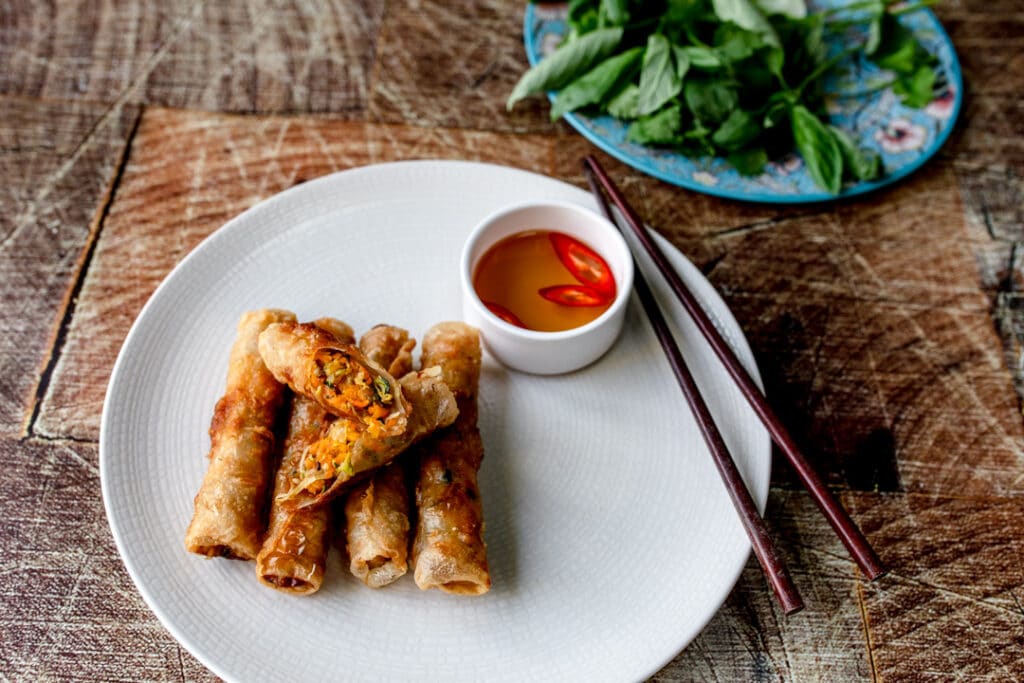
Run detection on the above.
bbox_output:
[549,232,616,298]
[538,284,610,307]
[483,301,527,328]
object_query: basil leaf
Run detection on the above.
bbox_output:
[892,64,936,107]
[607,83,641,119]
[712,109,762,151]
[828,125,881,181]
[672,45,693,77]
[754,0,806,19]
[600,0,630,25]
[762,45,785,84]
[638,34,685,116]
[550,47,644,120]
[507,27,624,109]
[683,78,739,125]
[714,25,764,63]
[728,146,769,175]
[710,0,780,46]
[680,45,723,70]
[627,103,683,145]
[870,14,918,73]
[791,104,843,193]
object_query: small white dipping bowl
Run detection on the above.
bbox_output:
[460,200,634,375]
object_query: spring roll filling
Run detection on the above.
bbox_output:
[312,350,399,429]
[291,419,360,495]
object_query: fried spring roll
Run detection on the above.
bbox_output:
[359,323,416,377]
[285,367,459,509]
[256,319,354,594]
[185,308,296,560]
[344,325,416,588]
[258,321,409,436]
[412,322,491,595]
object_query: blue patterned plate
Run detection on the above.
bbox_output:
[524,2,962,203]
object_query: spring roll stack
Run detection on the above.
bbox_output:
[255,319,355,595]
[343,325,416,588]
[185,309,297,560]
[186,313,491,596]
[412,322,491,595]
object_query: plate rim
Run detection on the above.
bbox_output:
[99,159,771,682]
[522,4,963,204]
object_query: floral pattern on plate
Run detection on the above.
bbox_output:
[524,1,962,204]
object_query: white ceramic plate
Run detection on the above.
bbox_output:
[100,160,770,683]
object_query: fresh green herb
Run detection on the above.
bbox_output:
[712,108,762,150]
[512,0,943,193]
[728,146,770,175]
[607,82,641,118]
[791,104,842,194]
[683,78,738,126]
[628,102,683,144]
[829,124,881,180]
[638,34,686,116]
[551,47,644,120]
[507,27,624,110]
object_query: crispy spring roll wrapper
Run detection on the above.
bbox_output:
[360,324,416,377]
[258,321,409,435]
[343,325,416,588]
[256,319,354,594]
[185,308,296,560]
[412,322,491,595]
[283,367,459,509]
[343,459,411,587]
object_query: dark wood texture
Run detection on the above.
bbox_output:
[0,96,138,437]
[3,0,1023,680]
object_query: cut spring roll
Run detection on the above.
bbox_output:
[344,325,416,588]
[285,366,459,509]
[359,323,416,378]
[256,319,354,595]
[258,321,409,437]
[185,308,296,560]
[412,322,491,595]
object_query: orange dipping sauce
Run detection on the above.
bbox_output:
[472,230,616,332]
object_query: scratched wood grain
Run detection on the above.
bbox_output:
[844,492,1024,681]
[368,0,555,133]
[0,0,383,114]
[0,96,138,437]
[34,107,554,440]
[0,438,215,681]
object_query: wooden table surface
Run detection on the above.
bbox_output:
[2,1,1022,680]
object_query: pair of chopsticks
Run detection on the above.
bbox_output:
[583,155,885,616]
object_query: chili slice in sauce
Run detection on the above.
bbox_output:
[549,232,616,298]
[538,284,610,307]
[482,300,527,328]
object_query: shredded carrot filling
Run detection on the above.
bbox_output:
[291,422,360,494]
[312,350,394,417]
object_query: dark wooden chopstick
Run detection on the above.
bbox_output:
[584,168,804,616]
[583,155,886,582]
